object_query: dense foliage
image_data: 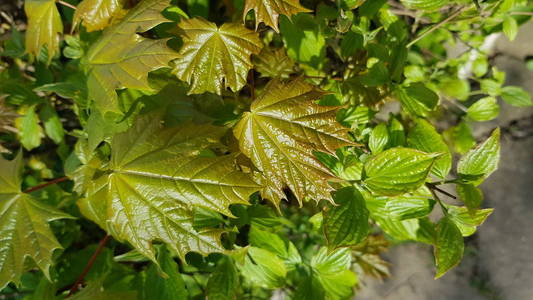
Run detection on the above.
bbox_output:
[0,0,532,299]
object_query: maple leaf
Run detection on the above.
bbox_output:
[83,0,179,113]
[233,79,354,206]
[244,0,311,32]
[0,153,72,289]
[77,115,260,261]
[24,0,63,60]
[73,0,126,32]
[173,18,262,95]
[253,47,295,79]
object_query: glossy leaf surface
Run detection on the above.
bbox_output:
[24,0,63,59]
[174,18,262,95]
[244,0,311,32]
[234,79,353,205]
[78,115,260,261]
[83,0,178,113]
[74,0,126,32]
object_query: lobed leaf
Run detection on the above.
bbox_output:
[83,0,179,113]
[24,0,63,60]
[174,18,262,95]
[78,114,260,261]
[73,0,126,32]
[233,78,354,206]
[244,0,311,32]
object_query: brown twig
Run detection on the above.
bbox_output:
[427,182,457,200]
[24,176,69,193]
[67,235,111,296]
[57,0,77,10]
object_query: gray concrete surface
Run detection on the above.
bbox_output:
[357,23,533,300]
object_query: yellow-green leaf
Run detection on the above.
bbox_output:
[457,128,500,185]
[83,0,179,113]
[73,0,126,32]
[434,217,464,278]
[243,0,311,32]
[24,0,63,59]
[78,115,260,261]
[253,47,295,79]
[0,153,71,289]
[233,79,353,206]
[174,18,262,95]
[363,148,439,196]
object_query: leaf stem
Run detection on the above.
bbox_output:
[427,182,457,200]
[407,6,470,48]
[57,0,77,10]
[24,176,69,193]
[67,235,111,296]
[427,184,449,215]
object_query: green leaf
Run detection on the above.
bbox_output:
[369,123,389,154]
[480,79,502,96]
[15,105,43,151]
[83,0,178,113]
[360,61,390,87]
[249,226,301,269]
[0,153,72,289]
[501,86,533,107]
[434,217,464,279]
[472,57,489,77]
[294,272,325,300]
[39,104,64,144]
[206,257,239,300]
[366,188,436,221]
[70,277,137,300]
[323,187,369,249]
[74,0,126,32]
[142,247,187,300]
[363,148,439,196]
[444,121,475,155]
[78,114,260,261]
[24,0,63,60]
[244,0,311,32]
[280,14,326,69]
[457,128,500,185]
[241,247,287,289]
[174,18,262,95]
[233,79,353,206]
[439,78,470,101]
[407,119,451,179]
[400,0,448,10]
[396,83,439,117]
[456,184,483,210]
[253,47,295,79]
[447,205,493,237]
[310,247,357,300]
[373,216,435,244]
[503,15,518,41]
[467,97,500,122]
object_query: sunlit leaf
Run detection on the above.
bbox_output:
[83,0,178,113]
[244,0,311,32]
[24,0,63,60]
[78,114,260,261]
[174,18,262,95]
[234,78,354,206]
[74,0,126,32]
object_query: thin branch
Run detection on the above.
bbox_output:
[510,11,533,16]
[427,182,457,200]
[67,235,111,296]
[24,176,69,193]
[57,0,77,10]
[407,6,470,48]
[427,184,449,215]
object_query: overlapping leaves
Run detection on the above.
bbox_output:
[83,0,178,113]
[244,0,311,32]
[234,79,353,205]
[73,0,126,32]
[78,114,260,261]
[0,153,71,289]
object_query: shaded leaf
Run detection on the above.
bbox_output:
[396,83,439,117]
[323,187,369,249]
[234,79,353,206]
[83,0,178,113]
[244,0,311,32]
[253,47,295,79]
[0,153,71,289]
[456,184,483,210]
[78,114,260,261]
[142,247,187,300]
[174,18,262,95]
[206,257,239,300]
